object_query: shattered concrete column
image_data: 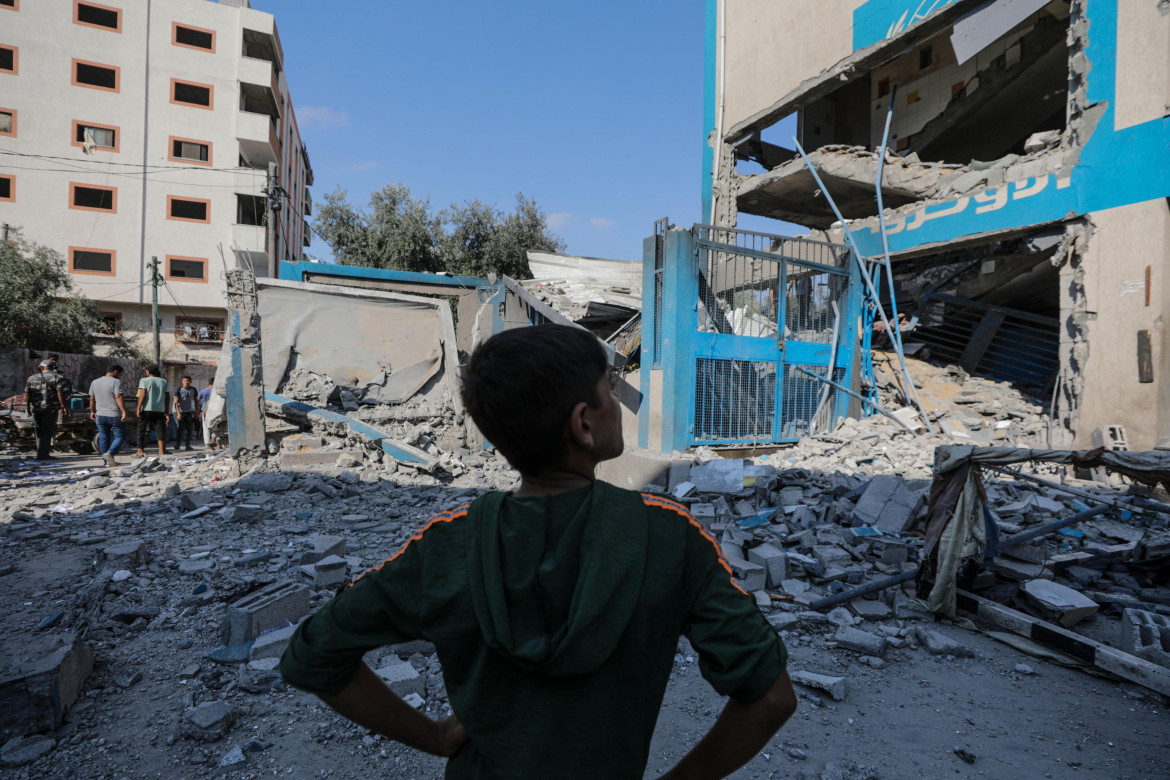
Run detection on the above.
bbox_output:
[223,269,267,457]
[1053,220,1091,448]
[709,138,740,228]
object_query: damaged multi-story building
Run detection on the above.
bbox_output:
[703,0,1170,449]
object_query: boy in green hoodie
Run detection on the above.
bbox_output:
[280,324,796,779]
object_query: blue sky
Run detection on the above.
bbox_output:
[253,0,713,263]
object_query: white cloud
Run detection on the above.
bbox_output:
[298,105,351,128]
[546,212,574,230]
[344,159,382,173]
[590,217,616,229]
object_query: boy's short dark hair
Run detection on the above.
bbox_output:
[107,364,122,375]
[181,375,192,381]
[462,324,607,475]
[144,364,160,376]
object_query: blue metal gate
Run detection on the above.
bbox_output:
[640,223,861,450]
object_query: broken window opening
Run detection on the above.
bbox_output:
[75,122,116,150]
[240,82,279,120]
[94,313,122,337]
[236,194,266,226]
[176,318,224,344]
[0,109,13,135]
[241,29,280,71]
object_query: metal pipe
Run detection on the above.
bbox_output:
[999,503,1112,548]
[793,139,936,434]
[794,366,916,434]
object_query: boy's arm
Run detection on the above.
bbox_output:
[658,671,796,780]
[318,662,468,758]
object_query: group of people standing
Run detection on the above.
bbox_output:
[23,358,216,465]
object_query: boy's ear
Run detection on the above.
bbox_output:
[566,401,594,449]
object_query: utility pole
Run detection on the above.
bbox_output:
[265,162,279,277]
[149,256,161,368]
[2,223,9,242]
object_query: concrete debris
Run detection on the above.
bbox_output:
[1020,579,1099,627]
[181,701,236,742]
[789,670,847,701]
[0,734,56,767]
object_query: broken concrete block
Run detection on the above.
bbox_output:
[181,701,235,742]
[1120,609,1170,668]
[870,537,909,566]
[914,627,974,658]
[728,559,766,592]
[220,504,266,523]
[282,433,328,452]
[0,632,92,741]
[222,581,310,646]
[301,535,347,565]
[238,472,293,493]
[249,625,298,662]
[688,459,744,493]
[851,475,922,533]
[781,579,810,597]
[0,735,56,768]
[103,540,146,569]
[989,558,1053,581]
[667,461,692,493]
[1021,579,1099,627]
[374,660,425,699]
[180,491,219,511]
[789,670,847,701]
[690,503,715,527]
[850,599,892,621]
[747,543,787,588]
[812,544,851,567]
[833,626,887,656]
[299,555,348,589]
[753,591,771,610]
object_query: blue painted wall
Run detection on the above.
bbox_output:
[279,260,486,290]
[846,0,1170,257]
[701,0,718,224]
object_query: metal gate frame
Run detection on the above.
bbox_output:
[640,223,862,451]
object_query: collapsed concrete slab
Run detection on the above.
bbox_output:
[0,632,92,740]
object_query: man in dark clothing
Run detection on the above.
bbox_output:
[173,375,199,451]
[24,359,68,460]
[280,325,796,779]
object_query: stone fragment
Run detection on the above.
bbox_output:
[238,472,293,493]
[250,624,298,661]
[281,450,342,471]
[181,701,235,742]
[789,670,847,701]
[180,491,219,511]
[914,627,975,657]
[850,599,893,621]
[1120,608,1170,668]
[1021,579,1099,627]
[374,660,425,699]
[833,625,887,656]
[217,746,246,771]
[781,579,810,597]
[300,555,349,589]
[0,632,92,740]
[301,536,347,565]
[220,504,266,523]
[728,559,766,592]
[222,581,310,646]
[103,540,146,569]
[688,459,744,493]
[851,475,922,533]
[0,735,55,767]
[747,543,787,588]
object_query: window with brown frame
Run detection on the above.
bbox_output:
[70,183,117,212]
[173,23,214,51]
[0,45,16,74]
[0,174,13,202]
[74,59,119,91]
[171,79,212,108]
[93,313,122,337]
[166,256,206,281]
[169,137,210,164]
[69,247,115,275]
[167,196,209,222]
[74,1,121,31]
[0,1,17,10]
[1,109,17,136]
[73,121,118,152]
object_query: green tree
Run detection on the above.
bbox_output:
[313,184,565,279]
[0,230,100,353]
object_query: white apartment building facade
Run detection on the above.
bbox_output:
[0,0,313,362]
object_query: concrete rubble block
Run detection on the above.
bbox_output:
[666,461,692,493]
[789,670,847,702]
[180,491,219,511]
[833,626,887,657]
[790,506,819,529]
[282,433,329,452]
[220,504,266,524]
[1120,609,1170,668]
[181,700,235,742]
[222,581,310,646]
[217,746,246,771]
[0,735,56,768]
[812,544,852,567]
[747,543,787,588]
[779,486,804,506]
[728,559,766,592]
[842,527,881,547]
[753,591,771,610]
[249,624,298,662]
[1021,579,1099,627]
[850,599,893,621]
[914,627,975,658]
[781,579,810,597]
[300,555,348,589]
[238,472,294,493]
[851,475,922,533]
[374,660,425,699]
[596,449,689,492]
[102,540,147,569]
[869,537,909,566]
[302,535,347,565]
[281,450,344,471]
[0,632,93,741]
[689,504,716,527]
[990,558,1053,582]
[688,459,745,494]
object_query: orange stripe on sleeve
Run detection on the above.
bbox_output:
[346,504,470,588]
[642,493,747,595]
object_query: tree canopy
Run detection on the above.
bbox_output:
[0,230,101,353]
[313,185,565,279]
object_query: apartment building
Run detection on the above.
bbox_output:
[704,0,1170,449]
[0,0,313,361]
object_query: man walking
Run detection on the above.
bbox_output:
[197,379,216,449]
[135,365,170,458]
[24,359,68,461]
[173,375,199,451]
[89,364,127,467]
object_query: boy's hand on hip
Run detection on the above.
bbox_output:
[432,715,469,757]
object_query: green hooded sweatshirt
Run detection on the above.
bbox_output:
[280,481,786,779]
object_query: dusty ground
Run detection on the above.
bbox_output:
[0,446,1167,780]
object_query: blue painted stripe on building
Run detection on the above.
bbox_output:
[225,310,247,449]
[279,260,486,289]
